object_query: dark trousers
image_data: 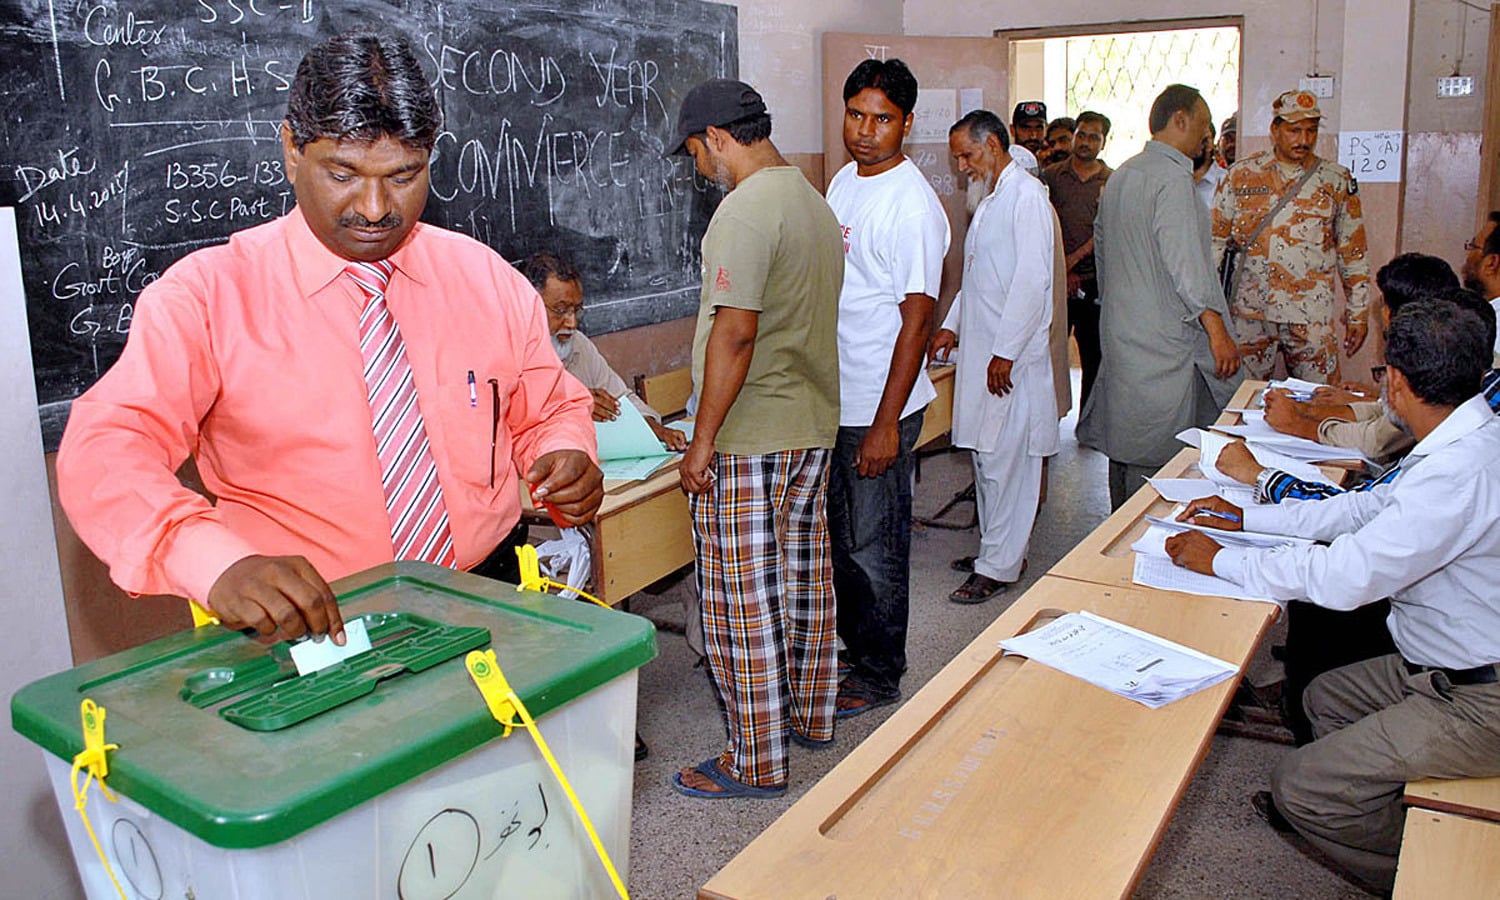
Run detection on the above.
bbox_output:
[828,411,923,698]
[1282,599,1397,744]
[466,521,530,585]
[1068,283,1102,410]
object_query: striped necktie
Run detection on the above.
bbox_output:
[346,261,457,567]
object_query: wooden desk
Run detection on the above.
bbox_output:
[1394,809,1500,899]
[1048,447,1208,594]
[1405,775,1500,823]
[1050,380,1345,594]
[1224,378,1264,415]
[701,575,1275,900]
[523,459,692,607]
[915,362,956,449]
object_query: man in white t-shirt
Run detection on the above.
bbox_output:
[825,58,950,717]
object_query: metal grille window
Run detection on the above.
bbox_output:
[1062,27,1240,168]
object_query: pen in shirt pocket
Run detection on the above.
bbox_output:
[467,369,478,408]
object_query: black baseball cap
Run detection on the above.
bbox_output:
[1013,100,1047,124]
[669,79,768,156]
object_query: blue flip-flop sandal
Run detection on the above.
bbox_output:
[670,758,788,799]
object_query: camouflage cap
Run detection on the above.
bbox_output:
[1272,90,1321,123]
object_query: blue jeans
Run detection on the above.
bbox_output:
[827,411,924,698]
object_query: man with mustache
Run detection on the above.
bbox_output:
[824,58,949,716]
[1041,111,1111,409]
[1040,116,1075,166]
[1166,298,1500,895]
[1212,90,1372,381]
[57,31,601,645]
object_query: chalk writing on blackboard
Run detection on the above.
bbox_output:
[0,0,737,448]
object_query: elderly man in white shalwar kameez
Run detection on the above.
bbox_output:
[931,110,1058,604]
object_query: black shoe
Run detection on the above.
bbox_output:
[1251,790,1294,833]
[635,733,649,762]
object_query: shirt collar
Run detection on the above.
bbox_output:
[283,207,432,300]
[1146,140,1192,171]
[1409,393,1495,459]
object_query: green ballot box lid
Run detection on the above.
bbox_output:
[11,562,657,848]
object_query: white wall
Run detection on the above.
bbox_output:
[0,207,83,897]
[737,0,905,153]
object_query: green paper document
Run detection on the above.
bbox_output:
[595,395,675,481]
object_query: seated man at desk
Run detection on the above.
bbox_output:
[1253,253,1461,465]
[520,252,687,452]
[1213,288,1499,743]
[1164,298,1500,894]
[56,31,601,643]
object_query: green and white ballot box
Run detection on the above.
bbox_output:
[11,562,656,899]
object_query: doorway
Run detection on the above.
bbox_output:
[1009,22,1242,168]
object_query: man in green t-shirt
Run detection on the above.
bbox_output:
[667,79,844,799]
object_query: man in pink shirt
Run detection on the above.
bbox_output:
[57,31,601,646]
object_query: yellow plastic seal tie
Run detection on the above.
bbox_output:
[71,699,126,900]
[188,598,220,628]
[465,648,519,739]
[464,650,629,900]
[513,545,612,610]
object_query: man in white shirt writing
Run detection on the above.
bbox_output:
[1166,299,1500,893]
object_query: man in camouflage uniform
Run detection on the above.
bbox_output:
[1212,90,1371,381]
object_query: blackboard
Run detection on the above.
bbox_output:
[0,0,737,449]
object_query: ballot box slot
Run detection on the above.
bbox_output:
[176,612,491,731]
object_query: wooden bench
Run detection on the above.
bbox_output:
[1393,808,1500,899]
[634,366,694,420]
[700,575,1276,899]
[1405,775,1500,823]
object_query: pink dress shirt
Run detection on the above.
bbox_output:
[57,209,595,604]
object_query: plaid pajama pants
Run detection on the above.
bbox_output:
[689,447,838,788]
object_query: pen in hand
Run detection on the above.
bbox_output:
[1192,508,1242,525]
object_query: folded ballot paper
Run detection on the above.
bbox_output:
[594,396,677,481]
[998,611,1239,709]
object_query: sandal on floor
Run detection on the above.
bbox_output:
[835,681,900,720]
[788,729,835,750]
[950,556,976,573]
[949,572,1009,604]
[670,758,787,799]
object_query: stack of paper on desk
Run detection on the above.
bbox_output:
[595,398,676,481]
[1211,420,1370,465]
[1193,429,1338,490]
[1129,505,1309,603]
[998,611,1240,709]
